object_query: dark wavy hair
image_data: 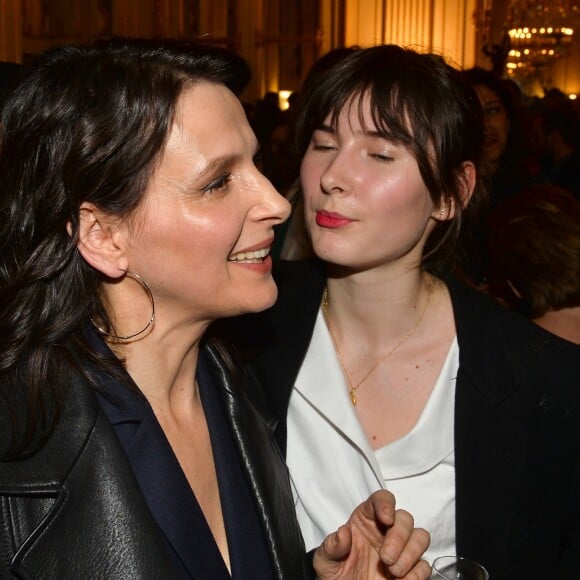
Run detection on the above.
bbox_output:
[292,44,486,274]
[0,39,245,458]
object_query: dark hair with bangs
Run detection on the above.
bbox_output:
[294,44,486,273]
[0,39,244,458]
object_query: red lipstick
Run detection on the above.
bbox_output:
[315,210,353,229]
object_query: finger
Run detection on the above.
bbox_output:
[349,490,397,555]
[366,489,396,527]
[385,528,431,577]
[317,491,396,573]
[317,524,353,562]
[393,558,432,580]
[377,509,415,566]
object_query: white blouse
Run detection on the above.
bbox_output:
[286,308,459,564]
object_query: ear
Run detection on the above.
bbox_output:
[431,161,476,221]
[73,202,128,278]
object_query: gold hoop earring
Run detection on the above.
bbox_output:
[92,270,156,340]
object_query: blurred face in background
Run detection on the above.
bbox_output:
[474,84,509,171]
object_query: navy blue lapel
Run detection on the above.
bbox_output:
[92,333,275,579]
[92,337,230,580]
[115,398,230,579]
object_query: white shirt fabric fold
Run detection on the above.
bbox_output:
[286,308,459,563]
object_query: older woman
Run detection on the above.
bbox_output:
[0,41,430,579]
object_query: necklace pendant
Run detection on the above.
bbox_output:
[323,280,435,412]
[349,389,357,406]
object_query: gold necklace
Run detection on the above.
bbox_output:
[321,277,434,406]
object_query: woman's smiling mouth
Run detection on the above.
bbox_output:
[228,247,271,263]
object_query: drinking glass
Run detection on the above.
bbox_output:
[430,556,489,580]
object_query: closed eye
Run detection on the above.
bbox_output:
[310,129,336,152]
[312,143,336,152]
[370,153,394,162]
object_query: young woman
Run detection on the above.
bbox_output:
[230,45,580,579]
[0,41,430,579]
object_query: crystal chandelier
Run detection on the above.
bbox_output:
[506,1,578,75]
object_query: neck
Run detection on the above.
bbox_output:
[324,267,432,344]
[110,319,209,418]
[322,268,444,408]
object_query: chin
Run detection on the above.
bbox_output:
[313,242,354,266]
[256,289,278,312]
[242,285,279,314]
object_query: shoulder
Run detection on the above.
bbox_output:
[448,275,579,356]
[269,258,326,326]
[266,259,326,322]
[0,387,173,578]
[272,258,326,290]
[0,372,98,467]
[446,274,580,400]
[201,340,276,423]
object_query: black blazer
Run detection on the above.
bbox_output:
[228,259,580,580]
[0,343,311,580]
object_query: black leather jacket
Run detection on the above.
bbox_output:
[0,344,311,579]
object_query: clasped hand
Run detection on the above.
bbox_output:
[313,490,431,579]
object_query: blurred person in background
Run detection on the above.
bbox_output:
[458,67,546,286]
[486,184,580,345]
[540,107,580,200]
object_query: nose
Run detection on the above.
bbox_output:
[319,152,349,196]
[483,112,494,129]
[254,171,291,225]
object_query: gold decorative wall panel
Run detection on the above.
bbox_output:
[344,0,478,68]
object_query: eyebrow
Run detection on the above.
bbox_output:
[186,143,260,186]
[196,152,247,177]
[365,130,387,139]
[314,124,335,134]
[203,154,239,171]
[175,154,240,191]
[314,124,387,140]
